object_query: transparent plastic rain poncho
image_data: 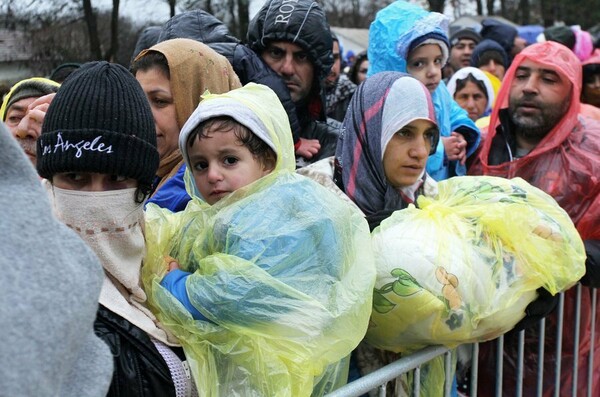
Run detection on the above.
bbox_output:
[367,175,586,353]
[142,84,376,396]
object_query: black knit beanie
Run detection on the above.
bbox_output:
[37,61,159,187]
[544,26,576,51]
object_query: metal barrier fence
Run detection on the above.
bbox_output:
[326,285,598,397]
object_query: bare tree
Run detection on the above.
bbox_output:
[428,0,445,13]
[82,0,102,59]
[475,0,483,15]
[82,0,120,60]
[518,0,530,24]
[166,0,176,17]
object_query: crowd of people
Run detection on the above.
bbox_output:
[1,0,599,396]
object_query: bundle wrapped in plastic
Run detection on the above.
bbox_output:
[142,171,376,397]
[367,175,586,353]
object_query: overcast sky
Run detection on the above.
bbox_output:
[113,0,267,25]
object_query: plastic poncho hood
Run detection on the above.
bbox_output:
[368,1,449,77]
[488,41,581,140]
[179,82,296,202]
[142,84,376,395]
[367,2,480,180]
[471,41,600,239]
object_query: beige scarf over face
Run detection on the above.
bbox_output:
[48,185,178,346]
[136,38,242,185]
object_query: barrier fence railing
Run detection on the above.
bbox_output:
[326,285,598,397]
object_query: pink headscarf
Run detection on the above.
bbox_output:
[573,27,594,62]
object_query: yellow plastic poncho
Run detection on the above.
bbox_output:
[142,83,376,396]
[367,176,586,353]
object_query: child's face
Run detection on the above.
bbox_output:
[383,119,437,188]
[406,44,444,93]
[187,127,273,205]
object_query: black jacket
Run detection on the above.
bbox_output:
[247,0,340,164]
[158,10,302,143]
[95,305,182,397]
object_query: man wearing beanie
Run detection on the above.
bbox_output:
[471,39,509,81]
[0,77,60,163]
[542,25,576,50]
[480,18,527,61]
[37,61,194,397]
[247,0,341,167]
[444,28,482,79]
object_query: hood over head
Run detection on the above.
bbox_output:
[158,10,240,45]
[135,38,241,132]
[130,26,161,64]
[446,66,496,114]
[368,1,449,76]
[486,41,581,157]
[543,25,576,50]
[335,71,438,215]
[247,0,333,83]
[179,83,295,200]
[480,18,518,56]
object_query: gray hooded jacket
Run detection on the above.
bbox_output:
[0,123,113,396]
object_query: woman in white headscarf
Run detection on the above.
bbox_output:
[447,66,495,123]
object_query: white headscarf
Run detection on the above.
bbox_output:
[446,66,495,115]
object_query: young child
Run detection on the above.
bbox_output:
[142,83,375,397]
[368,0,480,180]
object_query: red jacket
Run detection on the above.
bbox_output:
[469,41,600,397]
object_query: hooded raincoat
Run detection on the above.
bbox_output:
[136,39,242,212]
[247,0,342,165]
[142,83,375,396]
[368,1,480,181]
[469,41,600,397]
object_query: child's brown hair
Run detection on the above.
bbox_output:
[186,116,277,170]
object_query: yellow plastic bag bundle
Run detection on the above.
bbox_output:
[142,171,375,397]
[367,175,586,353]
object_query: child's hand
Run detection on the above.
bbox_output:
[164,255,181,273]
[442,132,467,164]
[295,137,321,159]
[168,260,180,272]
